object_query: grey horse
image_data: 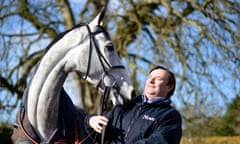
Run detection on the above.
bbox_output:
[12,8,135,144]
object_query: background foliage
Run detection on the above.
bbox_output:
[0,0,239,140]
[181,136,240,144]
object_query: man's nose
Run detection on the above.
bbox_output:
[149,77,155,83]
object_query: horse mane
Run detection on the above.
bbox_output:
[43,24,84,54]
[30,24,85,76]
[25,24,86,102]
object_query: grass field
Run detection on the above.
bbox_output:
[181,136,240,144]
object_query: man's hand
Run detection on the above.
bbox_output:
[89,116,109,133]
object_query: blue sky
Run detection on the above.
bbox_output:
[1,0,239,122]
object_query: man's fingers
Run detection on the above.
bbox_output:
[89,116,109,133]
[95,124,104,133]
[98,118,108,126]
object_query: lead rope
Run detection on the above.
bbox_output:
[77,87,111,144]
[74,116,96,144]
[98,87,111,144]
[77,86,110,144]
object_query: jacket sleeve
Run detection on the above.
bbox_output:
[83,114,100,143]
[133,111,182,144]
[83,109,117,143]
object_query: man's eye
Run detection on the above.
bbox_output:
[148,76,162,81]
[155,78,162,81]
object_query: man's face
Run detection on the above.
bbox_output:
[144,69,171,99]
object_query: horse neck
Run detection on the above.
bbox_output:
[25,25,99,140]
[27,49,69,140]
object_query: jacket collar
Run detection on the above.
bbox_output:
[134,95,171,106]
[141,94,169,104]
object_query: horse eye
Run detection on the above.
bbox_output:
[106,44,114,51]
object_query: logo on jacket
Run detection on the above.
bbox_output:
[142,114,155,121]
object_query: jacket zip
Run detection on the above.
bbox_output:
[124,103,146,141]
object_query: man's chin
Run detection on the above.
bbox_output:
[146,94,158,99]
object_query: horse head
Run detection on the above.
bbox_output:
[74,8,136,105]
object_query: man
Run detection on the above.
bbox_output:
[85,66,182,143]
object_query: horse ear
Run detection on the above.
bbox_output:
[89,7,106,27]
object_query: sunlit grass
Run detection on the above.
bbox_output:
[181,136,240,144]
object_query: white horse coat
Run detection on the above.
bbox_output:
[12,8,134,143]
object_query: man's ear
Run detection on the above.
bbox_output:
[167,85,174,93]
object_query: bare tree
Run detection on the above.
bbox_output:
[106,0,240,131]
[0,0,239,136]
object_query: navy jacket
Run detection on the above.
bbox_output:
[85,95,182,144]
